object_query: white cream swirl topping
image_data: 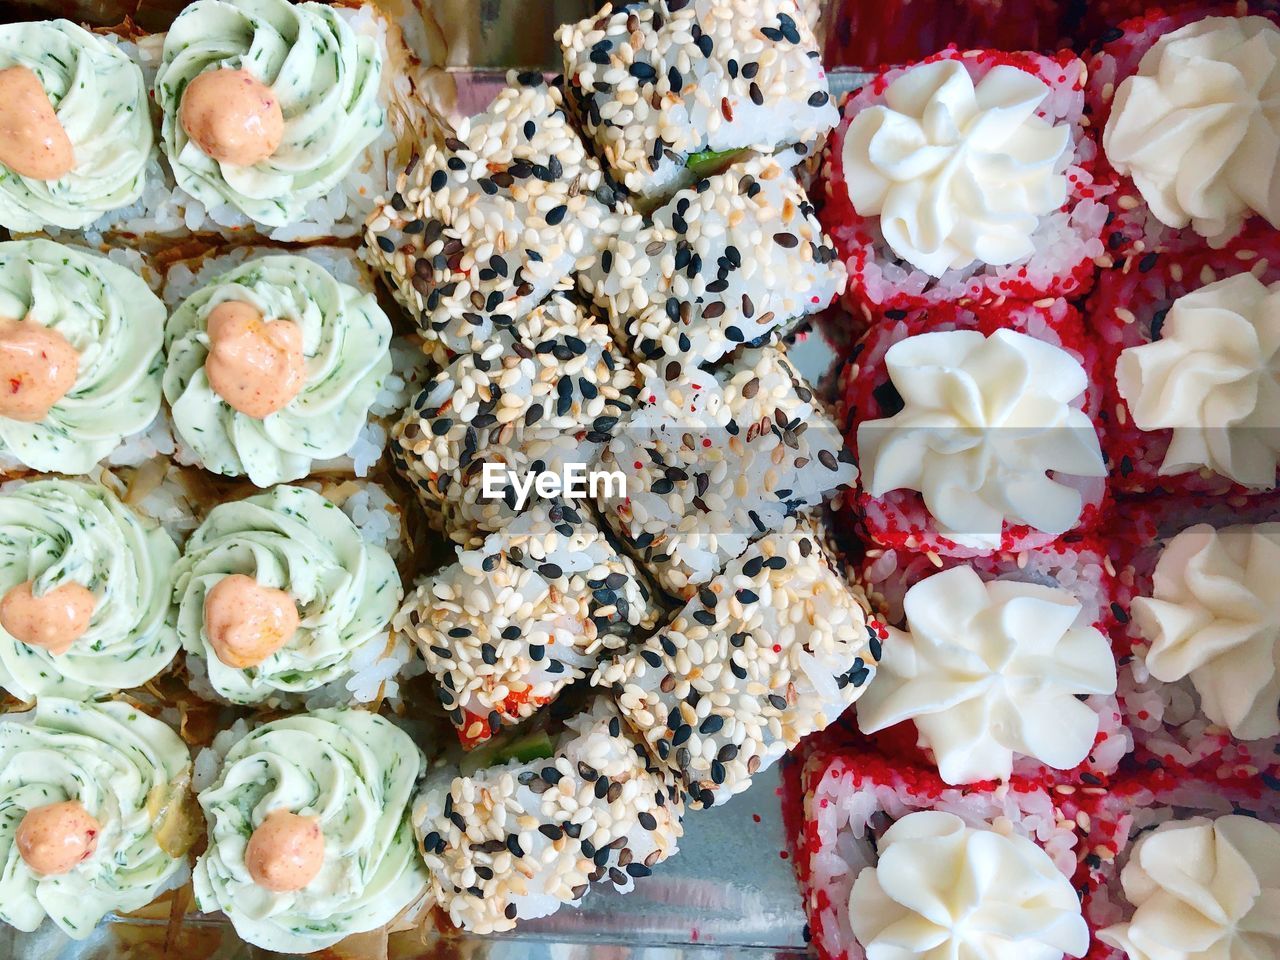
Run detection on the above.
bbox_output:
[1116,273,1280,488]
[857,566,1116,784]
[857,329,1106,549]
[848,810,1089,960]
[0,479,179,702]
[1132,522,1280,740]
[0,240,165,475]
[0,699,193,939]
[841,58,1070,277]
[173,485,401,705]
[194,709,427,954]
[0,20,152,233]
[163,255,392,487]
[1105,16,1280,243]
[154,0,384,228]
[1100,816,1280,960]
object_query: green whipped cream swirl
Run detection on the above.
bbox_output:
[0,479,179,702]
[0,240,165,474]
[0,698,192,939]
[154,0,385,227]
[0,21,152,232]
[194,708,427,953]
[163,254,392,487]
[174,484,401,705]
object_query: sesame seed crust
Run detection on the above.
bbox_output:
[556,0,839,200]
[413,698,684,933]
[595,345,857,600]
[582,156,846,367]
[362,72,624,357]
[595,526,877,809]
[395,503,660,747]
[390,295,640,544]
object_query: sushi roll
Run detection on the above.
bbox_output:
[842,299,1108,556]
[364,72,620,357]
[1078,771,1280,960]
[136,0,428,243]
[1110,493,1280,780]
[796,745,1090,960]
[1088,240,1280,495]
[0,478,179,703]
[391,295,639,545]
[557,0,838,204]
[172,484,404,708]
[819,47,1107,319]
[0,698,196,939]
[595,345,856,600]
[414,697,684,934]
[581,156,847,367]
[1087,6,1280,257]
[0,240,166,475]
[596,526,876,809]
[161,244,425,481]
[193,708,428,953]
[0,20,152,233]
[852,559,1125,786]
[395,501,660,748]
[163,251,395,487]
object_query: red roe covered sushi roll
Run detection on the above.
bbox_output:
[851,537,1130,785]
[1110,494,1280,782]
[819,46,1106,321]
[1088,238,1280,494]
[1086,4,1280,257]
[795,743,1091,960]
[1077,769,1280,960]
[839,299,1108,557]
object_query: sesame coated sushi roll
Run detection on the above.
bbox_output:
[0,240,166,475]
[1087,6,1280,257]
[596,345,856,600]
[842,299,1108,556]
[173,484,404,708]
[163,251,395,487]
[0,20,152,233]
[414,697,684,934]
[1088,240,1280,495]
[557,0,838,204]
[0,478,179,703]
[392,295,639,545]
[796,745,1091,960]
[596,527,876,809]
[819,47,1106,318]
[364,73,620,357]
[145,0,429,243]
[582,156,845,367]
[853,558,1126,786]
[0,698,196,940]
[1110,494,1280,781]
[193,709,428,953]
[396,501,659,748]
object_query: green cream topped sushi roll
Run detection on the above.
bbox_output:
[0,21,152,232]
[0,479,179,702]
[0,240,165,475]
[194,708,428,953]
[174,484,402,706]
[0,698,195,940]
[163,253,393,487]
[153,0,385,229]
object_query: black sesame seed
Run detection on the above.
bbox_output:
[430,169,447,191]
[539,824,564,840]
[546,204,568,226]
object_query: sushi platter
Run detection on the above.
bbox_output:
[0,0,1278,959]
